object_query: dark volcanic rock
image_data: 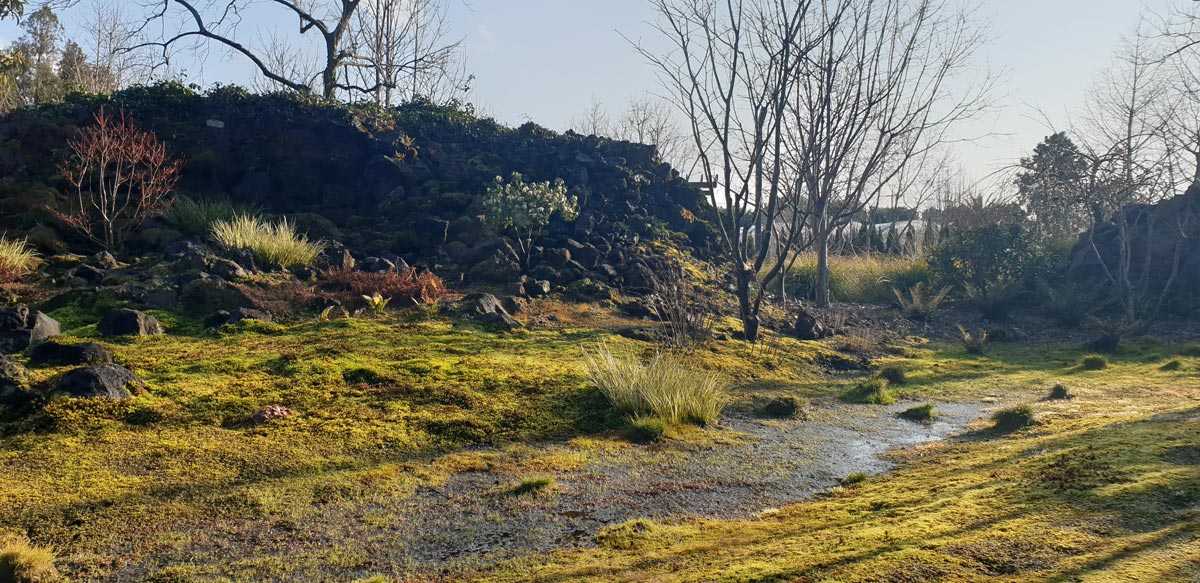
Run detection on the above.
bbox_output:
[29,341,113,366]
[792,308,827,341]
[454,293,521,331]
[0,307,60,354]
[98,309,164,337]
[52,364,147,400]
[204,308,273,328]
[0,355,32,407]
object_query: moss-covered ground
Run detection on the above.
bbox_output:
[1,298,1197,582]
[483,339,1200,583]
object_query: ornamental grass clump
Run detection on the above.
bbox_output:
[0,534,59,583]
[210,215,324,270]
[0,235,37,284]
[582,343,726,426]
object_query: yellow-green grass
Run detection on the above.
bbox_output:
[778,253,929,304]
[210,215,325,269]
[0,235,37,283]
[0,302,841,580]
[482,341,1200,583]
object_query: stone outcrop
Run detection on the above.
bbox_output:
[1067,184,1200,302]
[0,307,60,354]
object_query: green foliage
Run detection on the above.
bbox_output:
[783,254,929,303]
[479,173,578,270]
[899,403,937,422]
[1047,383,1074,400]
[837,472,869,487]
[626,416,667,444]
[361,293,391,317]
[878,365,907,385]
[1179,343,1200,358]
[582,343,727,426]
[927,222,1059,291]
[511,476,555,496]
[1080,354,1109,371]
[1015,132,1090,239]
[893,282,951,321]
[594,519,682,551]
[758,395,807,419]
[210,215,325,270]
[845,377,895,405]
[166,196,260,238]
[1159,359,1183,372]
[0,535,59,583]
[1037,281,1102,327]
[991,404,1036,432]
[964,279,1024,321]
[0,235,37,283]
[957,325,989,355]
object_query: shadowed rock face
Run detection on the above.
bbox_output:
[0,307,60,354]
[52,365,147,400]
[1066,184,1200,300]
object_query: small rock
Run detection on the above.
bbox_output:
[67,264,105,284]
[52,364,147,400]
[454,293,521,331]
[524,279,552,297]
[29,341,113,366]
[792,308,827,341]
[251,404,294,425]
[209,258,248,280]
[0,356,32,407]
[759,396,806,419]
[360,257,396,273]
[204,308,273,328]
[0,307,60,354]
[93,251,120,270]
[98,309,164,337]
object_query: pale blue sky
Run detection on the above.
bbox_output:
[0,0,1173,190]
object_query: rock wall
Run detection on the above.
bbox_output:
[1066,183,1200,303]
[0,84,714,293]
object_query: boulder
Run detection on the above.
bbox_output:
[98,309,164,337]
[792,309,827,341]
[205,308,273,328]
[359,257,396,273]
[0,307,60,354]
[467,251,521,284]
[52,364,147,400]
[67,264,105,284]
[454,293,521,331]
[29,341,113,366]
[524,279,552,297]
[209,258,248,280]
[180,277,256,314]
[0,355,32,407]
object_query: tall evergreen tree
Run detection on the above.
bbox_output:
[1015,132,1090,239]
[13,6,64,105]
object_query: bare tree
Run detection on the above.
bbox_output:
[1078,26,1190,323]
[786,0,994,307]
[130,0,461,101]
[569,97,611,136]
[614,94,687,166]
[348,0,464,105]
[638,0,816,342]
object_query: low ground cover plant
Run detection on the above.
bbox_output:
[322,268,452,307]
[992,404,1036,432]
[894,282,950,321]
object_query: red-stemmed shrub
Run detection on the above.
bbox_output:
[322,268,455,307]
[54,107,183,250]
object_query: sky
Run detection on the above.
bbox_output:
[0,0,1177,194]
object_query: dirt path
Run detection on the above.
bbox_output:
[388,399,991,571]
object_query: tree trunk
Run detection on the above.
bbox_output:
[736,268,759,343]
[815,228,831,307]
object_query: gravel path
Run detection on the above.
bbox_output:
[390,399,991,569]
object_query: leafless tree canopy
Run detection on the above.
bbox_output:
[129,0,463,102]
